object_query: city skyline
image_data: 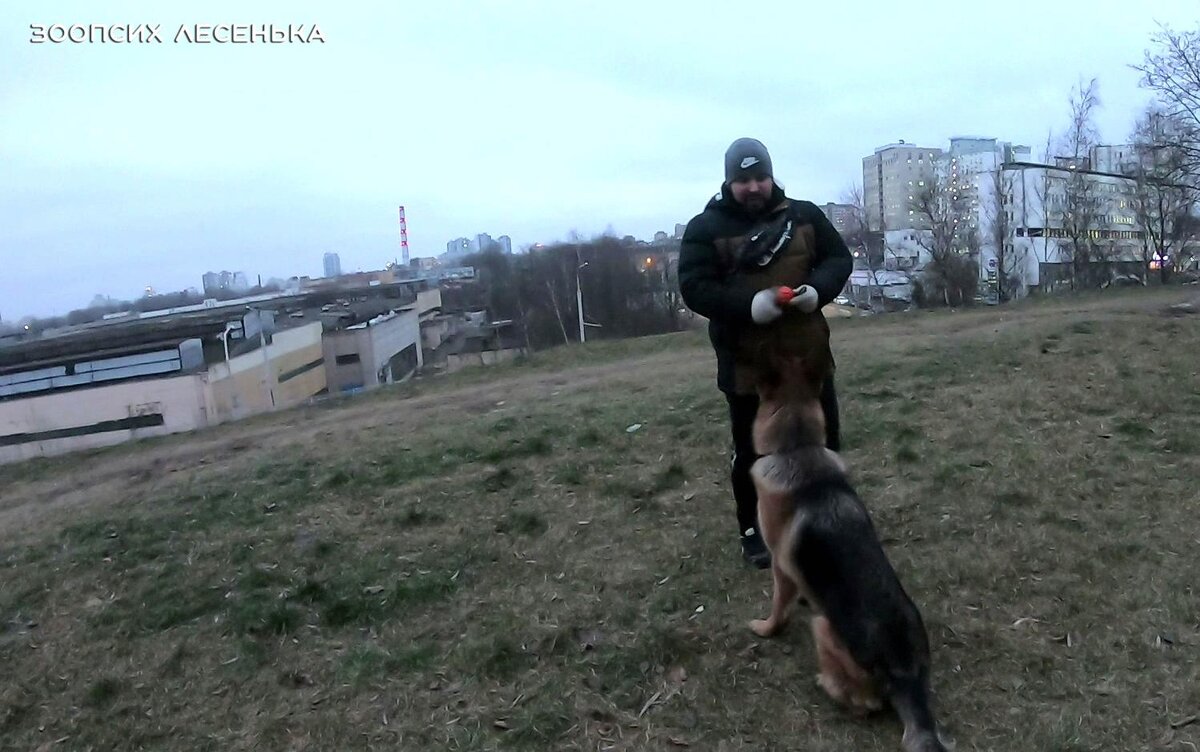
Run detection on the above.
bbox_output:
[3,1,1197,319]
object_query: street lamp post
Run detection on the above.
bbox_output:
[576,261,589,343]
[247,306,275,408]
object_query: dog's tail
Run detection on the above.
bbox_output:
[889,672,951,752]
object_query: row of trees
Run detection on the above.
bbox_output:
[840,23,1200,308]
[6,236,681,353]
[1036,70,1197,292]
[444,235,686,352]
[1129,24,1200,283]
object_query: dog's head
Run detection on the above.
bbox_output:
[752,351,828,454]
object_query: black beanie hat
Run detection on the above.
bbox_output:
[724,137,773,182]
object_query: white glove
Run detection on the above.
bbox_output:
[790,285,819,313]
[751,288,784,324]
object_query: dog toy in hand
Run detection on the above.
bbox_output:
[752,285,819,323]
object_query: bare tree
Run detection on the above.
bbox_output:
[1133,24,1200,191]
[843,182,915,310]
[1030,81,1106,290]
[840,183,872,255]
[1058,78,1108,288]
[982,168,1029,301]
[841,183,877,308]
[1024,130,1062,292]
[1128,106,1200,282]
[909,171,980,307]
[543,279,571,345]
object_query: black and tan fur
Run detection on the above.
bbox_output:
[747,352,950,752]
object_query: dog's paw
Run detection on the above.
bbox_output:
[848,693,884,717]
[816,672,846,703]
[749,618,778,638]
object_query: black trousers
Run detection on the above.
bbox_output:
[725,375,841,536]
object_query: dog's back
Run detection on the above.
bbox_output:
[773,451,948,752]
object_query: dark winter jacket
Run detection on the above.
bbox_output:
[678,183,853,394]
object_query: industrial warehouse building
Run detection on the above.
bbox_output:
[0,280,443,464]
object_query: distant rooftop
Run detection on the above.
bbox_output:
[874,141,934,153]
[0,280,425,371]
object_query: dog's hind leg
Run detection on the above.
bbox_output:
[749,561,798,638]
[811,616,883,715]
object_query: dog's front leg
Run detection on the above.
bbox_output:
[750,561,797,637]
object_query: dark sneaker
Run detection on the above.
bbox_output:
[740,528,771,569]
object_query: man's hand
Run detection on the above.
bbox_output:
[789,285,818,313]
[750,288,784,324]
[752,285,820,323]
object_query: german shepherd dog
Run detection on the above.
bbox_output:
[747,350,950,752]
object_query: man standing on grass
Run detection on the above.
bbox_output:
[677,137,853,569]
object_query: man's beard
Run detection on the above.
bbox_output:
[742,195,767,214]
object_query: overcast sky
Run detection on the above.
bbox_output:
[2,0,1197,320]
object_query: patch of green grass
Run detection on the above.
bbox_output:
[992,490,1036,508]
[61,517,174,569]
[323,468,354,488]
[84,677,123,708]
[929,462,968,488]
[910,357,949,380]
[600,477,652,502]
[158,641,190,678]
[481,637,535,679]
[1036,510,1086,532]
[226,595,305,636]
[1114,419,1154,438]
[497,692,575,748]
[895,445,921,464]
[651,462,687,492]
[88,561,227,636]
[232,636,271,670]
[552,461,586,486]
[396,504,446,527]
[1163,429,1198,454]
[844,360,893,388]
[859,387,904,402]
[483,467,517,492]
[496,511,547,537]
[584,625,697,711]
[576,427,604,447]
[337,642,436,686]
[480,433,553,463]
[488,416,518,434]
[655,410,691,427]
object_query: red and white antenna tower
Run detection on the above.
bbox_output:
[398,205,410,266]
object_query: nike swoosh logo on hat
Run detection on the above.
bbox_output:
[740,157,759,169]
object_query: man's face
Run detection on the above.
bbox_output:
[729,174,774,213]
